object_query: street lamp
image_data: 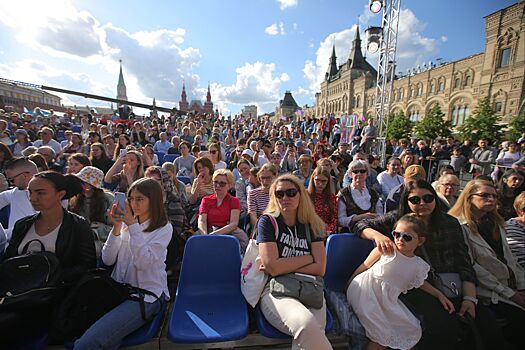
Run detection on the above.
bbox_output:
[369,0,383,13]
[365,26,382,53]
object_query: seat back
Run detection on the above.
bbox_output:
[177,176,192,186]
[177,235,242,296]
[325,234,374,292]
[155,152,165,164]
[163,154,178,164]
[0,205,10,229]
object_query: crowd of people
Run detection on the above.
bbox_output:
[0,108,524,349]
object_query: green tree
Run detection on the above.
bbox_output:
[458,97,502,144]
[386,111,413,140]
[413,104,451,141]
[506,110,525,141]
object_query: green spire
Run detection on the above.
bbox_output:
[118,60,125,86]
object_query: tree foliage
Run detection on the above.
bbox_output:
[413,104,451,141]
[457,97,502,144]
[386,111,413,140]
[506,109,525,142]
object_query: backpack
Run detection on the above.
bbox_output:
[0,239,62,311]
[50,268,158,341]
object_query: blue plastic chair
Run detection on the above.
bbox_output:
[103,181,118,192]
[72,125,82,133]
[64,300,166,349]
[176,176,192,186]
[167,235,249,343]
[155,152,165,164]
[254,304,333,339]
[324,233,375,293]
[56,130,66,142]
[162,154,177,164]
[0,205,10,229]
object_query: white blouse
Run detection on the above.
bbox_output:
[102,220,173,302]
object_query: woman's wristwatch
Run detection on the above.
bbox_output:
[463,296,478,305]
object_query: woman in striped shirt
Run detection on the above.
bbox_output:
[505,192,525,269]
[247,163,278,233]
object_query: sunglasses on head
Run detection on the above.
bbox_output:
[408,194,435,205]
[392,231,417,242]
[352,169,367,174]
[275,188,299,199]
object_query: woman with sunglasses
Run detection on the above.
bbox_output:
[347,214,454,350]
[354,179,485,350]
[208,142,227,171]
[308,166,337,234]
[449,179,525,349]
[257,174,331,350]
[337,159,382,233]
[247,164,277,233]
[197,169,248,252]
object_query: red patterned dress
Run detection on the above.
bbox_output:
[312,193,338,234]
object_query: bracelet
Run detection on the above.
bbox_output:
[463,296,478,305]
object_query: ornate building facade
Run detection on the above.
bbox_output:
[316,1,525,126]
[179,82,214,114]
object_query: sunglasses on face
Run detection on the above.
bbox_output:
[392,231,417,242]
[213,181,228,188]
[210,150,218,154]
[472,192,497,200]
[352,169,367,174]
[408,194,435,205]
[275,188,299,199]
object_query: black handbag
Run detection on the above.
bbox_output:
[0,239,62,311]
[269,224,325,309]
[50,268,158,340]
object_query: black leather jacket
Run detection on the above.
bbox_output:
[3,209,97,283]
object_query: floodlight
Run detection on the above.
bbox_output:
[365,26,382,54]
[369,0,383,14]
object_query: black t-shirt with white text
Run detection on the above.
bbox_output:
[257,215,323,258]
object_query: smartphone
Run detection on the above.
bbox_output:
[120,149,127,156]
[114,192,126,211]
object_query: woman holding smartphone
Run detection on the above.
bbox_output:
[75,178,172,349]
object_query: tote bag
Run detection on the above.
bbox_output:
[240,214,278,308]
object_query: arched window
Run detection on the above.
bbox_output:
[417,84,422,96]
[430,83,435,94]
[439,80,445,92]
[465,75,471,87]
[356,96,360,108]
[400,89,404,100]
[451,106,458,126]
[454,78,460,89]
[352,96,356,108]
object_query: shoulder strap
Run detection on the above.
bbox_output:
[304,223,312,248]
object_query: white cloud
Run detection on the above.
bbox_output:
[301,7,444,99]
[441,36,448,42]
[265,22,286,36]
[277,0,298,10]
[210,62,290,113]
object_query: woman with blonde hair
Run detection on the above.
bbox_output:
[257,174,331,350]
[308,166,337,234]
[449,179,525,348]
[435,174,460,208]
[208,142,227,170]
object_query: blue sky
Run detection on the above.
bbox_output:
[0,0,516,115]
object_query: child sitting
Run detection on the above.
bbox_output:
[346,214,454,350]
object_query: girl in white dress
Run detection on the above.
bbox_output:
[346,214,455,350]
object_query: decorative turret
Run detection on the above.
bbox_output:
[179,81,189,112]
[204,82,213,113]
[348,26,377,76]
[326,44,339,80]
[116,60,128,101]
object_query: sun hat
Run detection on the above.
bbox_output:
[75,166,104,189]
[242,149,255,157]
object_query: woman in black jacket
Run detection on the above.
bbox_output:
[354,179,504,349]
[0,171,96,344]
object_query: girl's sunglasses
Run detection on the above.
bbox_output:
[408,194,435,205]
[392,231,417,242]
[275,188,299,199]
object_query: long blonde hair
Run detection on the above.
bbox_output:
[264,174,326,238]
[448,179,504,235]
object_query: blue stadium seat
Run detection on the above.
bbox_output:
[72,125,82,133]
[155,152,165,164]
[162,154,177,164]
[176,176,192,186]
[167,235,249,343]
[254,304,333,339]
[325,233,375,293]
[103,181,118,192]
[0,205,10,229]
[56,130,66,142]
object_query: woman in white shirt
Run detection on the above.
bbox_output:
[75,178,172,350]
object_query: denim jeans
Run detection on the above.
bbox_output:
[74,295,162,350]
